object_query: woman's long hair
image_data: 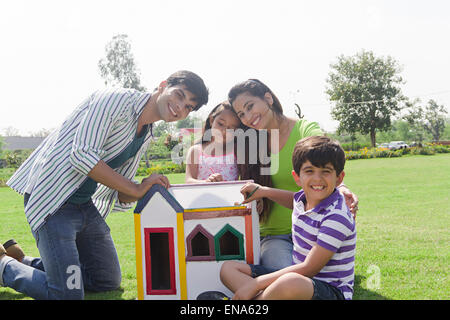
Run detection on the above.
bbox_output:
[229,79,286,223]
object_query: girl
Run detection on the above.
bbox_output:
[185,102,243,183]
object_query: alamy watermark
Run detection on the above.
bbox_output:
[170,119,279,175]
[366,264,381,290]
[66,265,81,290]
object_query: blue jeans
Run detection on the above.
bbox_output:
[0,195,121,299]
[259,234,293,269]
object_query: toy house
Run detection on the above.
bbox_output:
[133,180,260,300]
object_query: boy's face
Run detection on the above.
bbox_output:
[292,160,344,208]
[155,81,198,122]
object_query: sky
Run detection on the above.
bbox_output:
[1,0,449,136]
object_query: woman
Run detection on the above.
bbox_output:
[228,79,358,270]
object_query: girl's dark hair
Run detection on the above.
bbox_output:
[199,101,243,145]
[228,79,286,222]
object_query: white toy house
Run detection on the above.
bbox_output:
[133,181,260,300]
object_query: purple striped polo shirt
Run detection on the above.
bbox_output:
[292,189,356,300]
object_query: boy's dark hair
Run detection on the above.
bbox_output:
[292,136,346,176]
[167,70,209,111]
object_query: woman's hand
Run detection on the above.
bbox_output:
[338,185,359,219]
[240,182,264,204]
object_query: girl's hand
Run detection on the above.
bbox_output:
[206,173,224,182]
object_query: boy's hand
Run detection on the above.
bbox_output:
[206,173,224,182]
[232,278,260,300]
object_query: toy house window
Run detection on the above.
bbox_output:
[144,228,176,295]
[186,225,215,261]
[214,224,245,261]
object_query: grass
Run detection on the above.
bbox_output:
[0,155,449,300]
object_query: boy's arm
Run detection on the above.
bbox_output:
[240,182,294,209]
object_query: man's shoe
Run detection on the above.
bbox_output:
[3,239,25,262]
[196,291,230,300]
[0,243,6,261]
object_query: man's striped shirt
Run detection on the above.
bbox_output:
[292,189,356,300]
[7,88,152,232]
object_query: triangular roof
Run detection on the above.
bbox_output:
[134,184,184,214]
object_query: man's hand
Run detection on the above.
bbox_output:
[119,173,170,203]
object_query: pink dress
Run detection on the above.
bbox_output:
[197,149,239,181]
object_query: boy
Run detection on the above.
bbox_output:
[1,70,208,300]
[214,135,356,300]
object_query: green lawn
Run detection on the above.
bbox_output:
[0,154,449,300]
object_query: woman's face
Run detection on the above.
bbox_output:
[231,91,273,130]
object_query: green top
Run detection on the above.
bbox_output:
[67,124,150,204]
[260,119,323,236]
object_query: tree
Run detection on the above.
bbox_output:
[175,115,203,129]
[403,98,428,144]
[326,50,405,147]
[423,99,447,141]
[2,126,20,136]
[404,98,448,142]
[98,34,146,91]
[98,34,150,166]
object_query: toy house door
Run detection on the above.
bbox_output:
[144,227,176,295]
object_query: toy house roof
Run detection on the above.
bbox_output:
[134,184,184,214]
[134,183,251,218]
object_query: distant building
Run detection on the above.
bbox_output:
[2,136,45,151]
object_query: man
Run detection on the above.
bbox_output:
[1,70,208,299]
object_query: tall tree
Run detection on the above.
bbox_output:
[98,34,150,166]
[403,98,428,144]
[326,50,405,147]
[98,34,146,91]
[404,98,448,142]
[423,99,447,141]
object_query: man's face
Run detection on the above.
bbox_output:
[156,83,198,122]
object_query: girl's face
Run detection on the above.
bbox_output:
[210,108,241,144]
[232,91,274,130]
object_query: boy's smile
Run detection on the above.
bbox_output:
[292,160,344,210]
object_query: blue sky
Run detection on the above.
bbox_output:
[1,0,449,135]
